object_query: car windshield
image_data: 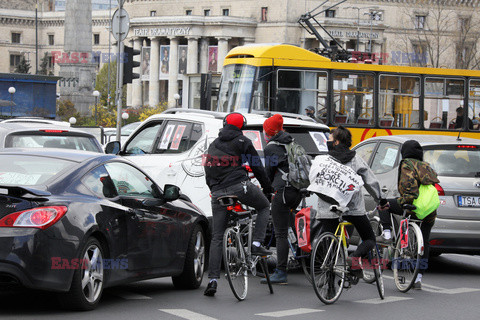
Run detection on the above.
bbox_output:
[0,155,76,186]
[5,133,101,152]
[215,64,256,113]
[424,145,480,177]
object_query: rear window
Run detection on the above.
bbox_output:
[424,145,480,177]
[5,132,101,152]
[0,155,76,186]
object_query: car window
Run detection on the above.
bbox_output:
[355,142,377,164]
[424,145,480,177]
[124,122,163,155]
[371,142,400,174]
[104,162,157,198]
[82,165,117,198]
[154,121,200,154]
[6,133,101,152]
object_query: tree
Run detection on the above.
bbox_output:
[15,56,31,74]
[38,52,51,75]
[56,99,80,121]
[94,61,126,107]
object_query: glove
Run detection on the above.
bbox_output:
[377,198,390,211]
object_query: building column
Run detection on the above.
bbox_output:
[168,37,179,108]
[199,37,209,74]
[187,36,199,74]
[217,37,230,73]
[132,37,143,108]
[149,37,160,107]
[359,40,368,53]
[243,37,255,45]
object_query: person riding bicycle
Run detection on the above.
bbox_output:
[376,139,439,290]
[313,126,385,278]
[203,112,274,297]
[260,114,303,285]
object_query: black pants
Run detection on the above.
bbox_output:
[378,198,436,274]
[271,187,302,272]
[319,215,376,258]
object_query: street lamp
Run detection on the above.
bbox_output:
[121,112,129,126]
[344,7,361,51]
[174,93,180,108]
[93,90,100,125]
[8,87,16,117]
[69,117,77,125]
[364,11,380,53]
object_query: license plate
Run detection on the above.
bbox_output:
[458,196,480,207]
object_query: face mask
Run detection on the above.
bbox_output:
[327,141,335,151]
[263,132,272,142]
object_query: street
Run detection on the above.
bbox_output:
[1,254,479,320]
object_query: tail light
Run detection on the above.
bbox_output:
[0,206,67,229]
[457,145,477,149]
[434,183,445,196]
[227,203,245,212]
[40,130,68,133]
[429,239,444,246]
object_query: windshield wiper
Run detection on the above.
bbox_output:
[475,172,480,177]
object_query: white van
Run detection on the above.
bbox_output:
[106,109,330,217]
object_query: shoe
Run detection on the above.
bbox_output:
[204,280,217,296]
[413,281,422,290]
[376,232,392,245]
[251,245,272,256]
[261,269,287,284]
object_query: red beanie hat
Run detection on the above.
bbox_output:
[225,113,245,129]
[263,114,284,136]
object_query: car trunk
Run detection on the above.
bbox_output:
[436,176,480,220]
[0,194,35,219]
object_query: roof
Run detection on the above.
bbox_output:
[0,122,93,135]
[0,148,113,162]
[362,134,480,146]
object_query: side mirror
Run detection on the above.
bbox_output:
[105,141,121,155]
[163,184,180,202]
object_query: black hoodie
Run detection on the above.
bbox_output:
[204,124,272,192]
[328,144,356,164]
[264,131,293,190]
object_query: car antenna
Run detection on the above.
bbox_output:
[456,129,462,141]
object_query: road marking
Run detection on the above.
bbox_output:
[256,308,324,317]
[159,309,217,320]
[382,275,444,290]
[355,296,413,304]
[111,290,152,300]
[423,287,480,295]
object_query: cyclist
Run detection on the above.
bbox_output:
[203,112,274,297]
[260,114,303,284]
[376,139,439,290]
[314,126,385,277]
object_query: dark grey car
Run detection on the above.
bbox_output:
[352,135,480,256]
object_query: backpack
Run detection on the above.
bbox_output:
[413,184,440,219]
[270,140,312,189]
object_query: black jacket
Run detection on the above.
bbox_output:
[264,131,293,191]
[204,124,272,192]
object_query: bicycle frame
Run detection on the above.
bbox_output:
[388,212,425,256]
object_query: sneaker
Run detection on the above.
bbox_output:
[413,281,422,290]
[376,232,392,245]
[251,245,272,256]
[204,280,217,296]
[261,269,287,284]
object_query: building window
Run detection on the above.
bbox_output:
[415,15,426,30]
[222,9,229,16]
[325,9,335,18]
[204,9,210,16]
[11,32,21,44]
[10,54,22,71]
[150,10,156,17]
[261,7,268,22]
[459,17,471,34]
[48,34,55,46]
[186,9,192,15]
[94,34,100,45]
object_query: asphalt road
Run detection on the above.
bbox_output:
[1,254,479,320]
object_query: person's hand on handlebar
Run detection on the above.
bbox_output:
[377,198,390,211]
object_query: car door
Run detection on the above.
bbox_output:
[104,161,180,271]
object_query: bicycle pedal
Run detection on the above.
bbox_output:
[342,280,352,289]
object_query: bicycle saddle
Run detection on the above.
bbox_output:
[217,195,239,207]
[402,204,417,211]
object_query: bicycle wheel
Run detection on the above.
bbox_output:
[311,233,345,304]
[300,256,313,284]
[393,222,422,292]
[371,246,385,299]
[363,218,381,284]
[223,227,248,301]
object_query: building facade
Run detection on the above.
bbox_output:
[1,0,479,110]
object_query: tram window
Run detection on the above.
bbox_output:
[278,70,301,89]
[469,80,480,130]
[333,72,374,126]
[424,78,464,130]
[379,75,420,128]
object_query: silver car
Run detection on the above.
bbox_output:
[352,135,480,256]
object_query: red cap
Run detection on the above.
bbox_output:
[263,114,284,136]
[225,113,245,129]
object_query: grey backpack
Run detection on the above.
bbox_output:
[270,140,312,189]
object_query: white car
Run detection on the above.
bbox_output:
[106,109,330,217]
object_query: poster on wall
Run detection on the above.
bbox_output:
[178,45,188,75]
[141,47,151,81]
[160,45,170,79]
[208,46,218,73]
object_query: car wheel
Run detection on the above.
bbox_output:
[58,237,105,311]
[172,224,205,289]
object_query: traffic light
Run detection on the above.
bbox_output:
[123,45,141,85]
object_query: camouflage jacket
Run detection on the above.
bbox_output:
[397,158,440,206]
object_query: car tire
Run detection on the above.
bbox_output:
[172,224,205,289]
[58,237,105,311]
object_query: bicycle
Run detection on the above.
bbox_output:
[369,203,424,292]
[218,195,274,301]
[310,210,385,304]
